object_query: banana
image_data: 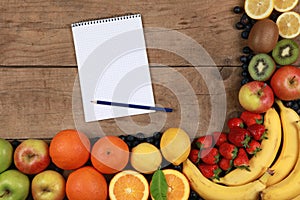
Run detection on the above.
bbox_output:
[264,100,299,186]
[292,194,300,200]
[182,159,267,200]
[260,106,300,200]
[214,107,281,186]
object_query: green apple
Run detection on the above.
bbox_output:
[0,138,13,173]
[31,170,66,200]
[0,169,30,200]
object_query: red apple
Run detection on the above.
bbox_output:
[31,170,65,200]
[14,139,50,175]
[270,65,300,101]
[238,81,274,113]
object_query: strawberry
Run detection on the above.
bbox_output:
[219,158,233,172]
[219,142,238,160]
[200,148,220,164]
[246,140,262,155]
[212,132,228,146]
[198,163,222,180]
[227,117,244,129]
[195,135,213,149]
[233,148,250,171]
[228,126,251,148]
[189,149,200,164]
[240,111,263,127]
[247,123,268,141]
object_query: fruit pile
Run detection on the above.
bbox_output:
[189,110,266,180]
[235,0,300,114]
[0,128,202,200]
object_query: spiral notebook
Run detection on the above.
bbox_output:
[71,14,155,122]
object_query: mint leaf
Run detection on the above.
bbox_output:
[150,169,168,200]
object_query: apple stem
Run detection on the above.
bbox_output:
[290,76,296,84]
[0,189,10,198]
[257,83,267,96]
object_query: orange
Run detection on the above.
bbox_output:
[109,170,149,200]
[158,169,190,200]
[276,11,300,38]
[244,0,274,20]
[66,166,108,200]
[49,129,90,170]
[91,136,129,174]
[274,0,299,12]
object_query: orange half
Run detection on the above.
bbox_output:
[109,170,149,200]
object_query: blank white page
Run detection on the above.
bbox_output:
[71,14,155,122]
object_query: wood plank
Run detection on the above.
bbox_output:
[0,0,247,66]
[0,66,243,139]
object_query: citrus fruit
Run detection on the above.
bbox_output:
[160,128,191,166]
[49,129,90,170]
[150,169,190,200]
[91,135,129,174]
[244,0,274,20]
[66,166,108,200]
[274,0,299,12]
[276,11,300,38]
[130,142,162,174]
[109,170,149,200]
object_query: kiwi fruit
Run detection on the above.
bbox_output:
[272,39,299,65]
[248,53,276,81]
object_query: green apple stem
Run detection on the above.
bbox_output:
[0,189,10,198]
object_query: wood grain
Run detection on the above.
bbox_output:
[0,0,246,66]
[0,66,243,139]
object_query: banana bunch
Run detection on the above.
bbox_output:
[183,100,300,200]
[260,100,300,200]
[182,159,267,200]
[214,107,282,186]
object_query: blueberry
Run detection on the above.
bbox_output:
[235,22,245,30]
[242,63,248,70]
[126,135,136,142]
[135,132,145,141]
[233,6,243,14]
[145,137,154,144]
[297,109,300,115]
[291,102,299,110]
[11,140,20,149]
[132,140,140,148]
[242,46,252,54]
[119,135,126,141]
[245,24,252,31]
[153,132,162,140]
[240,55,248,63]
[240,13,250,25]
[284,101,293,108]
[241,30,249,39]
[153,140,160,148]
[241,78,249,85]
[173,164,183,171]
[241,70,248,77]
[247,54,254,61]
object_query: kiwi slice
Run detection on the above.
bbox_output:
[272,39,299,65]
[248,53,276,81]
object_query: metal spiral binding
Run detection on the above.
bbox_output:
[71,14,141,27]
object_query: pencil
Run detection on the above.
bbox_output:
[91,100,173,112]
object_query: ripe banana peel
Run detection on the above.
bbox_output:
[264,100,299,186]
[182,159,266,200]
[261,103,300,200]
[214,107,281,186]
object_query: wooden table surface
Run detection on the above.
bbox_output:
[0,0,299,139]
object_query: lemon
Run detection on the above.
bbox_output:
[130,143,162,174]
[160,128,191,166]
[245,0,274,20]
[274,0,299,12]
[276,11,300,39]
